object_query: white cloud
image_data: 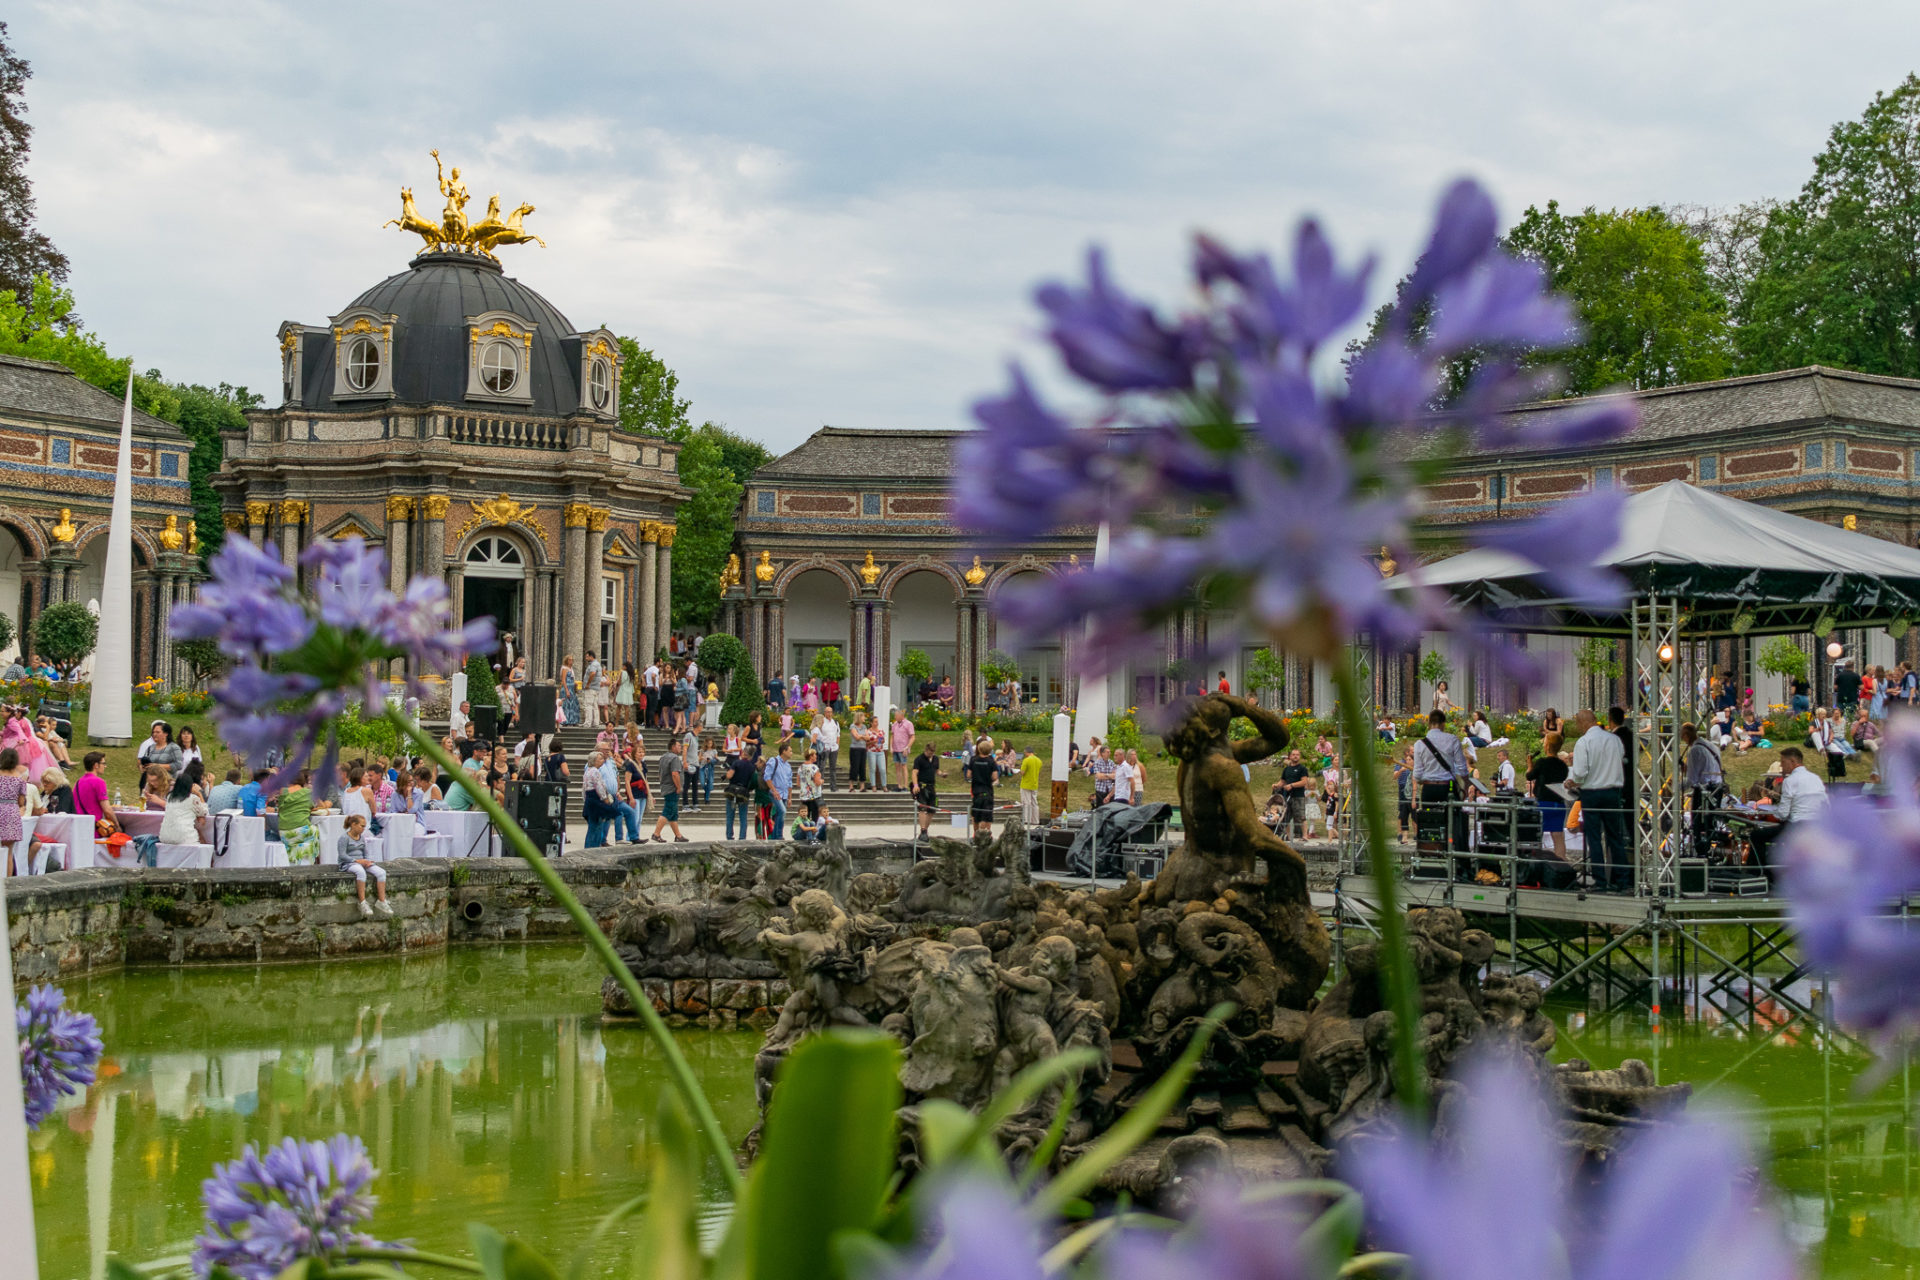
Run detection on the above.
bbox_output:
[8,0,1916,451]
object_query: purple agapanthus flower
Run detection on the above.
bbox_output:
[1782,719,1920,1056]
[956,178,1638,668]
[172,535,494,789]
[1346,1054,1797,1280]
[17,984,102,1129]
[194,1134,392,1280]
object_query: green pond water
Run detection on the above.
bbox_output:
[23,946,1920,1279]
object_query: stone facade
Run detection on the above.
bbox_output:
[731,367,1920,715]
[0,354,201,676]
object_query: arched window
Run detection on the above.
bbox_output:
[345,338,380,391]
[589,358,612,410]
[465,536,525,576]
[481,341,520,394]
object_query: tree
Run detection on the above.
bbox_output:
[697,632,747,679]
[894,649,933,693]
[670,425,745,630]
[719,653,767,727]
[979,649,1020,687]
[616,338,693,441]
[463,653,499,707]
[0,25,70,312]
[810,645,849,683]
[174,637,228,691]
[31,601,95,681]
[170,382,256,562]
[1417,649,1453,689]
[1504,202,1731,393]
[709,426,772,489]
[1757,636,1810,682]
[0,610,12,657]
[1736,75,1920,378]
[1245,647,1286,703]
[1575,636,1624,683]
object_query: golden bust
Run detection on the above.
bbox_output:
[188,520,199,554]
[754,550,776,583]
[384,150,547,260]
[1376,544,1398,578]
[50,509,76,544]
[157,514,185,551]
[858,550,880,587]
[963,555,987,587]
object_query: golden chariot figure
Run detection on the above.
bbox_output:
[719,553,743,591]
[385,151,546,259]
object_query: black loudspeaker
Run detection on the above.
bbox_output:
[507,780,567,856]
[521,684,557,735]
[470,703,497,741]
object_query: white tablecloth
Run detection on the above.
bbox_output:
[33,813,95,870]
[6,815,47,875]
[315,813,386,865]
[213,813,289,869]
[422,810,496,858]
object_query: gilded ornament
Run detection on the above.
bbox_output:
[719,553,742,590]
[188,520,199,554]
[222,511,247,532]
[963,555,987,587]
[279,500,309,524]
[157,514,185,552]
[563,502,593,529]
[473,494,537,527]
[50,509,76,544]
[858,551,880,587]
[1067,553,1081,572]
[641,520,663,544]
[245,500,272,526]
[1844,514,1859,531]
[1376,545,1397,578]
[754,550,776,583]
[384,150,547,261]
[587,507,609,531]
[386,495,416,521]
[453,493,550,552]
[280,330,299,354]
[656,525,675,549]
[423,494,451,520]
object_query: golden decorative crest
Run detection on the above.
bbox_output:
[858,551,880,587]
[157,514,185,551]
[454,493,549,552]
[719,553,742,590]
[754,550,776,583]
[963,555,987,587]
[50,509,76,544]
[385,151,548,261]
[473,494,536,527]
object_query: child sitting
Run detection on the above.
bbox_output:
[337,814,392,918]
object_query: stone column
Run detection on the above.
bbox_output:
[956,601,975,712]
[420,495,449,581]
[562,502,591,667]
[532,569,558,678]
[639,524,660,665]
[245,499,270,549]
[767,599,785,682]
[847,599,866,690]
[278,500,307,574]
[385,496,414,595]
[655,526,675,657]
[586,508,609,662]
[975,602,992,707]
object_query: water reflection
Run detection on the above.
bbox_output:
[28,947,759,1280]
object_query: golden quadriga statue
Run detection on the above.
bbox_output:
[386,150,547,259]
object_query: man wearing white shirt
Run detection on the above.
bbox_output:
[449,701,471,741]
[643,661,662,730]
[1750,747,1825,883]
[1411,709,1471,857]
[1567,708,1629,892]
[812,710,842,791]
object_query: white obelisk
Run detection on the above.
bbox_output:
[88,372,135,745]
[1073,522,1111,751]
[0,875,39,1280]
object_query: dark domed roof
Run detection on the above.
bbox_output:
[300,252,587,417]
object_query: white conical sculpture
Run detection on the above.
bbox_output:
[88,372,135,745]
[1073,522,1111,751]
[0,878,39,1279]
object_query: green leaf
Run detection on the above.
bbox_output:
[741,1030,902,1280]
[1030,1005,1231,1217]
[628,1090,704,1280]
[470,1225,558,1280]
[912,1099,978,1169]
[104,1263,146,1280]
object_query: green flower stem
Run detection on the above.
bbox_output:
[390,710,745,1195]
[1330,658,1428,1122]
[337,1245,486,1272]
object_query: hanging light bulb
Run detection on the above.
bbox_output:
[1658,642,1675,665]
[1827,641,1844,660]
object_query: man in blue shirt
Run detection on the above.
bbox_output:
[238,770,270,817]
[762,743,793,840]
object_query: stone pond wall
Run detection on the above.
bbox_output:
[6,839,917,987]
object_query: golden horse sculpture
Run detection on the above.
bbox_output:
[383,152,545,259]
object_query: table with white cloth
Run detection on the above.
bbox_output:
[101,808,212,869]
[375,812,453,860]
[422,810,498,859]
[315,813,387,865]
[31,813,96,871]
[211,813,289,869]
[4,815,48,875]
[113,810,164,838]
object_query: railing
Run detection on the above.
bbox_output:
[446,415,569,450]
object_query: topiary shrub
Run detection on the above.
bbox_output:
[697,632,747,679]
[719,653,767,727]
[464,653,499,707]
[895,648,933,685]
[810,645,849,683]
[32,601,97,682]
[0,611,14,657]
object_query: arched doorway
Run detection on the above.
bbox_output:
[0,530,24,664]
[785,568,850,685]
[890,570,957,703]
[994,570,1061,706]
[463,535,528,640]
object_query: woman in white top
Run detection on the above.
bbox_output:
[341,767,379,826]
[176,725,204,771]
[159,761,210,844]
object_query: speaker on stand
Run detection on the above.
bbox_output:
[521,684,557,737]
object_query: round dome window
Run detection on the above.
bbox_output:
[481,340,520,394]
[345,338,381,391]
[589,358,611,409]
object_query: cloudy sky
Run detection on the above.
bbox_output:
[9,2,1916,453]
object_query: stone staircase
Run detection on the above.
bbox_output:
[548,723,919,829]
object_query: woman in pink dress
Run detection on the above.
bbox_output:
[1,710,53,784]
